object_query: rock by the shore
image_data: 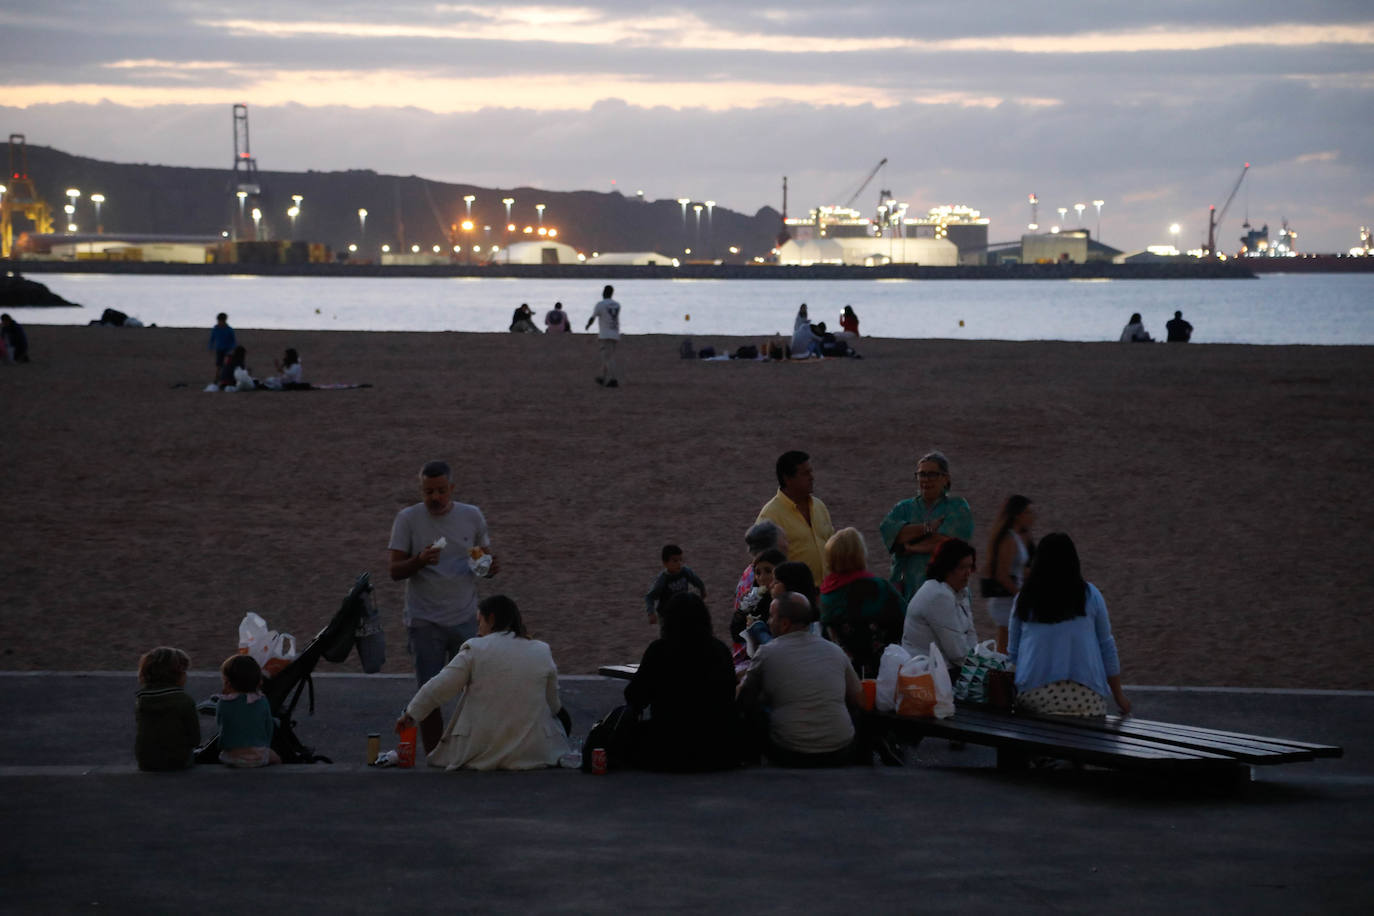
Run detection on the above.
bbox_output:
[0,271,82,308]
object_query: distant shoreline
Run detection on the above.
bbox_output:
[4,258,1259,281]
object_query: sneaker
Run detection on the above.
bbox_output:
[605,379,619,388]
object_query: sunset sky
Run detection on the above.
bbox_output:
[2,0,1371,252]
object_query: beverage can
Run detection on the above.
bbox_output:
[397,724,417,768]
[591,747,607,775]
[366,732,381,765]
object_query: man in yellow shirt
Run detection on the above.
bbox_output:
[755,450,835,584]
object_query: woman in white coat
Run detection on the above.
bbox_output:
[395,595,571,771]
[901,538,979,670]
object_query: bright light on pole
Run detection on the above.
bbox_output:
[357,208,368,245]
[1074,203,1086,225]
[250,207,262,240]
[464,195,475,220]
[287,205,300,237]
[677,198,690,234]
[693,203,703,242]
[705,200,715,246]
[89,193,106,233]
[502,197,514,226]
[236,190,248,238]
[1057,207,1068,225]
[535,203,545,226]
[1092,199,1104,240]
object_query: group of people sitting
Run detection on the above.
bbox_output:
[1120,310,1193,342]
[787,303,862,358]
[509,302,573,333]
[207,346,308,391]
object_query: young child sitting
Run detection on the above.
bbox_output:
[643,543,707,626]
[216,654,281,768]
[737,549,786,656]
[134,646,201,771]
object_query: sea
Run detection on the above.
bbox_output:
[11,272,1374,345]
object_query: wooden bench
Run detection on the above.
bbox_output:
[868,704,1343,780]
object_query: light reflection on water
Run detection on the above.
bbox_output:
[12,272,1374,345]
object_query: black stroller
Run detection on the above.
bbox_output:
[196,572,383,764]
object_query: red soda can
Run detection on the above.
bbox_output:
[397,724,417,768]
[591,747,607,774]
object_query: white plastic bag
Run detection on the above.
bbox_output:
[263,631,298,676]
[875,644,911,713]
[895,642,955,719]
[238,612,274,665]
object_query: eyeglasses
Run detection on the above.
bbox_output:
[915,471,945,479]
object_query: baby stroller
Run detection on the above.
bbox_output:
[196,571,383,764]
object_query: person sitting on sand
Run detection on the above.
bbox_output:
[1,313,29,363]
[1120,313,1153,342]
[838,305,860,339]
[1166,310,1193,343]
[901,538,979,670]
[819,528,904,678]
[395,595,572,771]
[622,593,740,772]
[790,303,821,358]
[134,646,200,771]
[1007,532,1131,717]
[510,303,541,334]
[544,302,571,333]
[272,348,308,389]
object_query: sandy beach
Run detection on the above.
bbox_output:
[1,323,1370,688]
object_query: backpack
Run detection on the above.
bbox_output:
[580,704,640,772]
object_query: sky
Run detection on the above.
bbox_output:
[2,0,1372,253]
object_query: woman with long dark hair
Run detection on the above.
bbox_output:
[623,593,739,771]
[395,595,571,770]
[1008,534,1130,716]
[983,495,1035,652]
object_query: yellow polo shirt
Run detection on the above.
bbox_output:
[756,490,835,585]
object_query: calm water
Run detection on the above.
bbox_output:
[12,272,1374,344]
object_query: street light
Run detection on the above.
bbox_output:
[705,200,715,246]
[502,198,514,226]
[235,190,248,238]
[63,203,76,234]
[357,208,368,245]
[90,193,105,233]
[1057,206,1068,226]
[1092,200,1104,240]
[1074,203,1086,226]
[287,206,299,237]
[677,198,690,234]
[1169,223,1181,252]
[251,207,262,240]
[535,203,545,226]
[464,195,475,220]
[693,203,703,242]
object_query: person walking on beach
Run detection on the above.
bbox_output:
[756,450,835,585]
[387,460,499,755]
[1166,310,1193,342]
[585,284,621,387]
[208,313,236,380]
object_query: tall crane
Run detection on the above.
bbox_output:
[1205,162,1249,257]
[843,158,887,209]
[1,134,53,258]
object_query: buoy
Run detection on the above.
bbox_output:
[958,319,965,327]
[315,308,320,314]
[685,314,691,321]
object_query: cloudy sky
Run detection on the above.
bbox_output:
[3,0,1371,252]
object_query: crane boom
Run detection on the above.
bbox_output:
[1206,162,1249,256]
[843,158,887,209]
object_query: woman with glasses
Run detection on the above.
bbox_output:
[879,451,974,604]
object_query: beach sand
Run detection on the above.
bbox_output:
[1,324,1370,688]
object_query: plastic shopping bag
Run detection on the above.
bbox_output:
[895,642,954,719]
[238,612,273,665]
[875,644,911,713]
[262,631,298,677]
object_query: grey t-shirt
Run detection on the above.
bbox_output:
[590,298,621,340]
[388,501,490,628]
[742,631,859,753]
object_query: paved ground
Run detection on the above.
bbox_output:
[1,673,1370,914]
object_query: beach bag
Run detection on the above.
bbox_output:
[354,584,386,673]
[875,644,910,713]
[895,642,954,719]
[954,639,1011,705]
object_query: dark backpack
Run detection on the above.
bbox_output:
[580,704,640,772]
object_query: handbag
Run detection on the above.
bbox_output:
[954,639,1012,707]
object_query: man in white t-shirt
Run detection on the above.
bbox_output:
[387,460,499,753]
[585,284,622,387]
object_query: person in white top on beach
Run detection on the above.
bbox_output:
[585,284,622,387]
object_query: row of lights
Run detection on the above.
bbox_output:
[54,188,107,234]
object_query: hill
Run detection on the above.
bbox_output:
[10,143,782,259]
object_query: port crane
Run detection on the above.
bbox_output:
[842,158,888,210]
[1205,162,1249,257]
[1,134,54,258]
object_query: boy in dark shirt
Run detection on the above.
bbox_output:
[644,544,707,626]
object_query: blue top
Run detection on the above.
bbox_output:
[208,324,237,352]
[216,693,274,750]
[1006,582,1121,699]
